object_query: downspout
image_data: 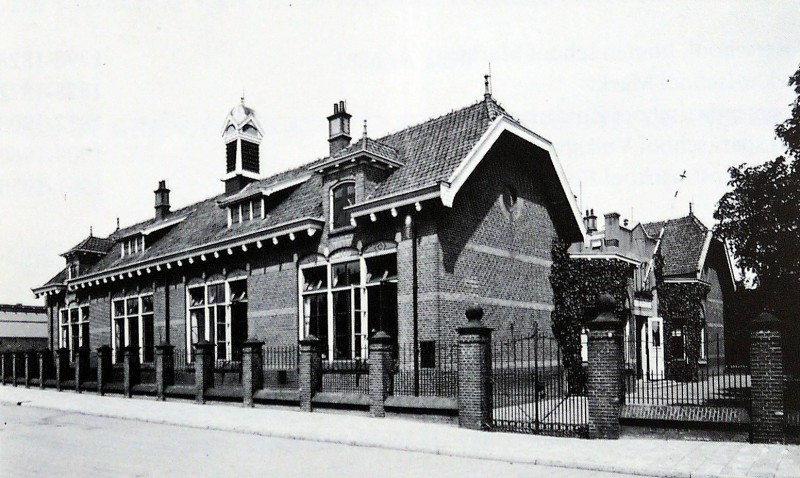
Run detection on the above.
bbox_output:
[411,214,420,397]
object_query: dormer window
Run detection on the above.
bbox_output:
[331,181,355,230]
[120,236,146,258]
[227,198,265,228]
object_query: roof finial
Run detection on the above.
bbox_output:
[363,119,368,139]
[484,74,491,99]
[241,88,245,105]
[116,217,120,231]
[89,225,93,237]
[689,201,693,216]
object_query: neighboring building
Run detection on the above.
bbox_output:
[0,304,48,352]
[32,90,585,367]
[569,209,736,380]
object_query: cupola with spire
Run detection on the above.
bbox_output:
[221,96,263,194]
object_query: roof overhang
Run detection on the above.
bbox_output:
[439,115,585,239]
[311,149,403,174]
[663,277,713,288]
[32,284,66,298]
[217,174,312,208]
[569,252,641,266]
[68,217,324,290]
[347,184,440,220]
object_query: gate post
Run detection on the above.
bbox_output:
[193,340,214,404]
[298,335,322,412]
[24,351,34,388]
[369,331,394,418]
[155,343,175,401]
[587,294,625,439]
[97,345,112,396]
[75,346,90,393]
[55,348,70,391]
[750,310,785,444]
[123,345,141,398]
[38,349,50,389]
[12,352,22,386]
[457,305,493,430]
[241,339,264,408]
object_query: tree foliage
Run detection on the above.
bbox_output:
[713,64,800,301]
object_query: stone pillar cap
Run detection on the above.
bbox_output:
[588,293,624,331]
[155,342,175,349]
[299,334,321,345]
[96,344,112,351]
[751,309,781,330]
[123,345,140,352]
[242,338,265,347]
[370,331,393,344]
[193,339,214,348]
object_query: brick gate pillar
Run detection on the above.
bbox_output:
[155,343,175,401]
[587,294,625,439]
[750,310,785,444]
[55,348,70,391]
[298,335,322,412]
[457,305,493,430]
[123,345,141,398]
[12,352,23,387]
[24,351,35,388]
[38,349,50,389]
[242,339,265,408]
[97,345,112,396]
[1,352,7,385]
[75,346,90,393]
[369,331,394,418]
[193,340,215,404]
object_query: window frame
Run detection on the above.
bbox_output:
[329,180,356,232]
[184,277,248,363]
[110,293,154,364]
[59,304,90,360]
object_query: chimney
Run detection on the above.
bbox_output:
[604,212,620,246]
[154,180,171,220]
[327,100,352,156]
[583,209,597,233]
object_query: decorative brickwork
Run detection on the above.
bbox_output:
[750,311,785,444]
[299,336,321,412]
[123,345,140,398]
[55,348,69,391]
[97,345,111,396]
[368,331,393,417]
[242,340,264,407]
[587,294,624,439]
[155,343,174,401]
[457,306,493,430]
[75,346,90,393]
[193,340,214,404]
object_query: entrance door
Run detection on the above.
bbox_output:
[647,317,665,380]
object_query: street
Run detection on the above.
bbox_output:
[0,403,636,478]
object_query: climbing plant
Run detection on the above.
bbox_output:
[653,252,710,382]
[549,240,633,393]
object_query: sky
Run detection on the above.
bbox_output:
[1,1,798,304]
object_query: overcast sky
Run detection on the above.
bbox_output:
[1,1,798,304]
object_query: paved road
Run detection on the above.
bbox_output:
[0,404,638,478]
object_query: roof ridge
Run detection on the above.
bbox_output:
[374,98,490,143]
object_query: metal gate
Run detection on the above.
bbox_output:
[490,328,588,437]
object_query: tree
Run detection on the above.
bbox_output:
[713,64,800,306]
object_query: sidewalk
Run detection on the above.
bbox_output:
[1,386,798,478]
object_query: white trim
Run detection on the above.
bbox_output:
[220,169,261,181]
[439,116,585,238]
[139,215,189,236]
[722,238,738,291]
[569,252,641,266]
[696,230,714,279]
[348,188,441,219]
[329,179,356,232]
[663,277,712,287]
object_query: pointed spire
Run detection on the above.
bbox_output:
[363,119,368,139]
[89,225,93,237]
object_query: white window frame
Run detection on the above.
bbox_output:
[59,304,89,359]
[185,277,247,363]
[298,249,397,361]
[110,293,154,364]
[329,180,356,232]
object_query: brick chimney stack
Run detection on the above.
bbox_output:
[583,209,597,233]
[327,100,352,156]
[154,180,171,220]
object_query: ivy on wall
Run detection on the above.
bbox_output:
[549,240,632,393]
[654,252,711,381]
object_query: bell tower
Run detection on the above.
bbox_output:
[222,96,263,194]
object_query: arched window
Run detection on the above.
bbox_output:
[331,181,355,230]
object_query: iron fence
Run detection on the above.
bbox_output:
[321,348,369,394]
[491,329,588,437]
[392,341,458,398]
[625,334,750,409]
[263,345,299,389]
[173,347,196,385]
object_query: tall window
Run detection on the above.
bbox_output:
[112,294,154,364]
[186,278,248,362]
[299,251,398,361]
[330,181,355,230]
[59,305,89,360]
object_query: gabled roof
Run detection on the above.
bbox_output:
[642,215,710,277]
[37,95,585,291]
[60,236,115,257]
